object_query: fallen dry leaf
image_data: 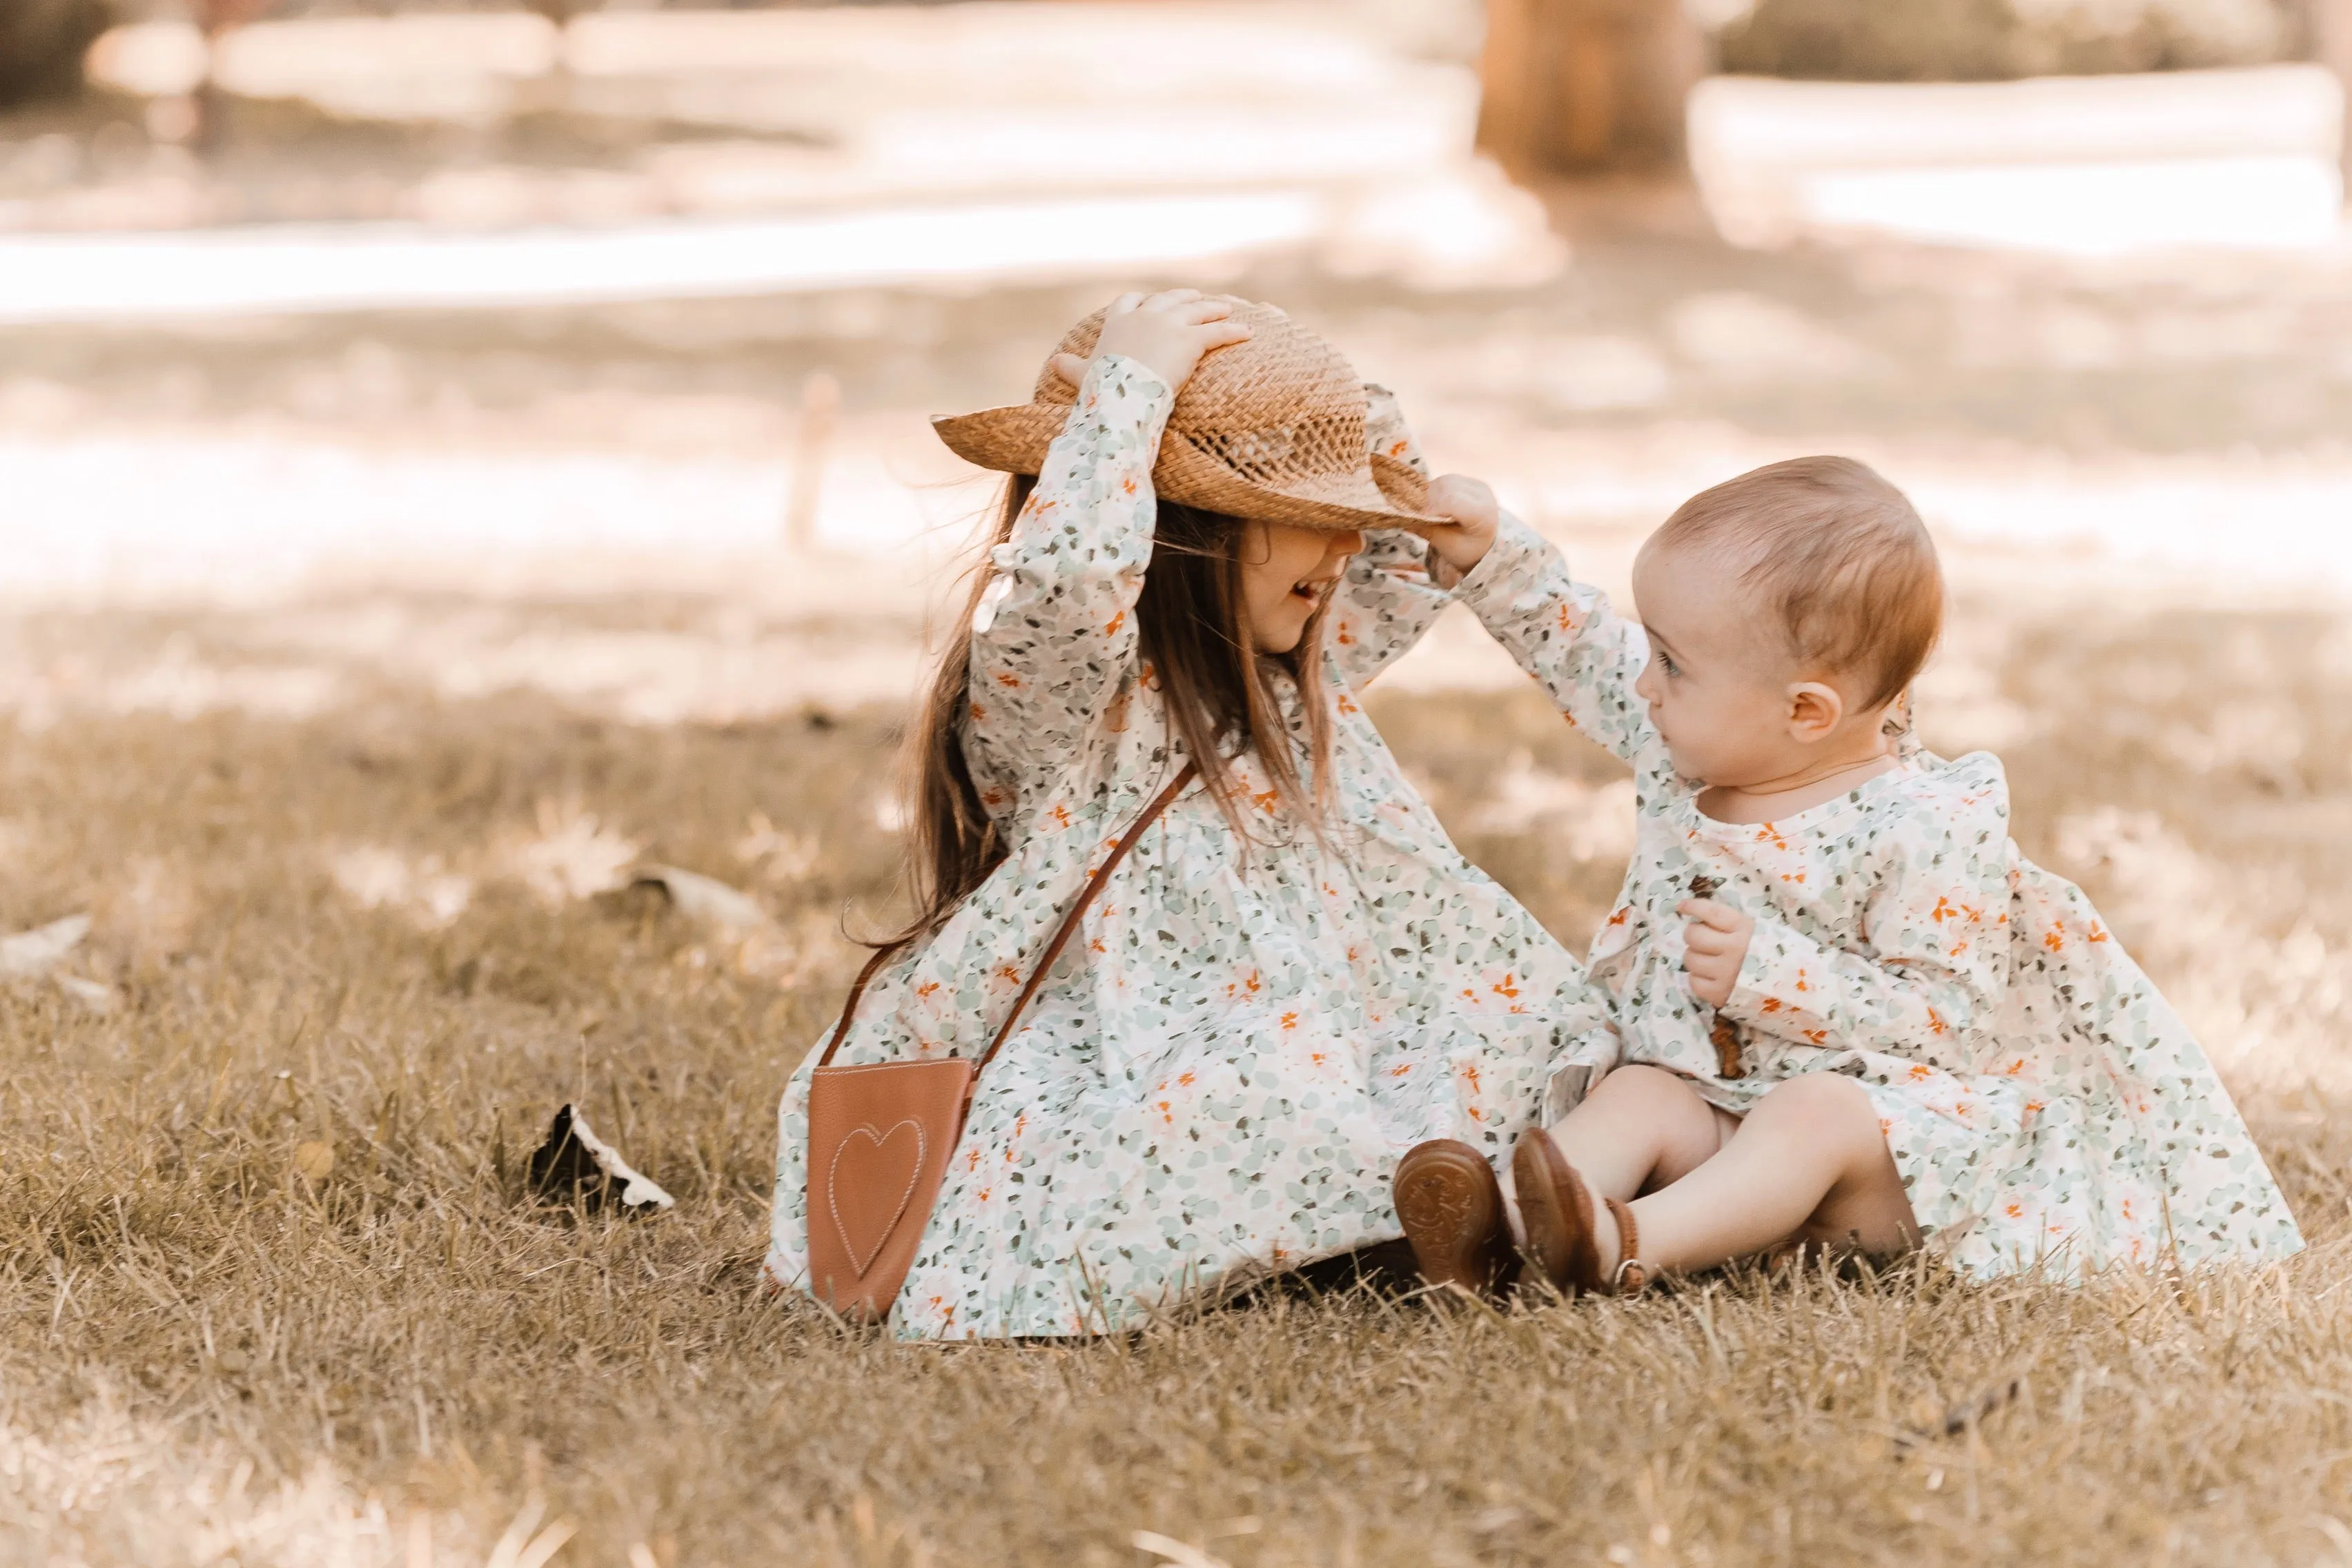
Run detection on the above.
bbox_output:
[293,1141,335,1182]
[0,914,90,980]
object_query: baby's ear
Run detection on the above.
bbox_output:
[1787,681,1845,741]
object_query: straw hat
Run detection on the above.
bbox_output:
[930,297,1444,532]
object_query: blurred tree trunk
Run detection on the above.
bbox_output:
[190,0,277,153]
[0,0,108,108]
[1476,0,1706,175]
[2323,0,2352,181]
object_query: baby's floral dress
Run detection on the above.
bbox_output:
[766,357,1617,1339]
[1456,516,2303,1277]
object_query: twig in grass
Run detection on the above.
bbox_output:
[1896,1373,2025,1450]
[1132,1531,1235,1568]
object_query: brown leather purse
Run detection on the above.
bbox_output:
[803,762,1197,1323]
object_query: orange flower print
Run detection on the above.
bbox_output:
[2045,923,2066,952]
[1050,803,1071,830]
[1335,622,1358,647]
[994,671,1023,689]
[1280,1011,1300,1030]
[2088,921,2110,943]
[1927,1007,1948,1036]
[1801,1029,1827,1044]
[1908,1063,1933,1080]
[1335,692,1359,716]
[917,981,939,1000]
[1490,972,1521,1000]
[1104,611,1124,638]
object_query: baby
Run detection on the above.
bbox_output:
[1392,456,2302,1295]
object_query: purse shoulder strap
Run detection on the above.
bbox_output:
[815,760,1198,1072]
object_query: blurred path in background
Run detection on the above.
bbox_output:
[3,0,2351,714]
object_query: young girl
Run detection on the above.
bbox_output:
[1393,457,2304,1293]
[766,290,1616,1337]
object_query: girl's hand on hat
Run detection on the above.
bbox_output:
[1422,473,1500,588]
[1084,288,1253,395]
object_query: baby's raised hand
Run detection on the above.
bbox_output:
[1047,288,1251,398]
[1422,473,1500,587]
[1678,897,1754,1008]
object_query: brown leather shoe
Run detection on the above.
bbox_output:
[1511,1126,1649,1295]
[1393,1139,1513,1294]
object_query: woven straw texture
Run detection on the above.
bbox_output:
[932,297,1442,532]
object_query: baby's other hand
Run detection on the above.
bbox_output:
[1678,898,1754,1008]
[1422,473,1500,588]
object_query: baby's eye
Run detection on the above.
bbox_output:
[1656,651,1680,677]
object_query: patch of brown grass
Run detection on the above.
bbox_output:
[6,594,2352,1567]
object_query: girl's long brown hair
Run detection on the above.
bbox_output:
[890,474,1334,943]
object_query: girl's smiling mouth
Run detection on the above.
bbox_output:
[1289,572,1340,605]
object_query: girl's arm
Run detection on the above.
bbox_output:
[1718,795,2012,1073]
[1449,513,1663,771]
[961,354,1170,814]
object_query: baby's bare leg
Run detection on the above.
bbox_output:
[1609,1074,1917,1276]
[1543,1064,1727,1203]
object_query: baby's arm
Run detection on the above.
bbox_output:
[1431,480,1660,770]
[1323,386,1451,689]
[1709,800,2012,1074]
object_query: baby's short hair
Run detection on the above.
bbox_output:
[1647,456,1941,711]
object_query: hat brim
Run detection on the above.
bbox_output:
[932,404,1449,533]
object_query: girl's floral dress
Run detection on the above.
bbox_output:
[1456,516,2303,1277]
[765,357,1617,1339]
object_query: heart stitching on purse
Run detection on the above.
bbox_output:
[827,1119,927,1277]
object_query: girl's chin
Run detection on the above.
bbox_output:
[1260,602,1317,649]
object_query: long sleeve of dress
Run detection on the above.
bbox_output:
[1322,383,1449,689]
[1324,531,1451,690]
[1451,513,1664,774]
[1718,801,2012,1073]
[962,355,1173,825]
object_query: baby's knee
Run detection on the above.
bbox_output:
[1753,1072,1877,1146]
[1595,1063,1700,1111]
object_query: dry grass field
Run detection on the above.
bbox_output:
[6,580,2352,1568]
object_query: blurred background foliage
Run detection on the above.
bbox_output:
[0,0,2334,113]
[1718,0,2315,79]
